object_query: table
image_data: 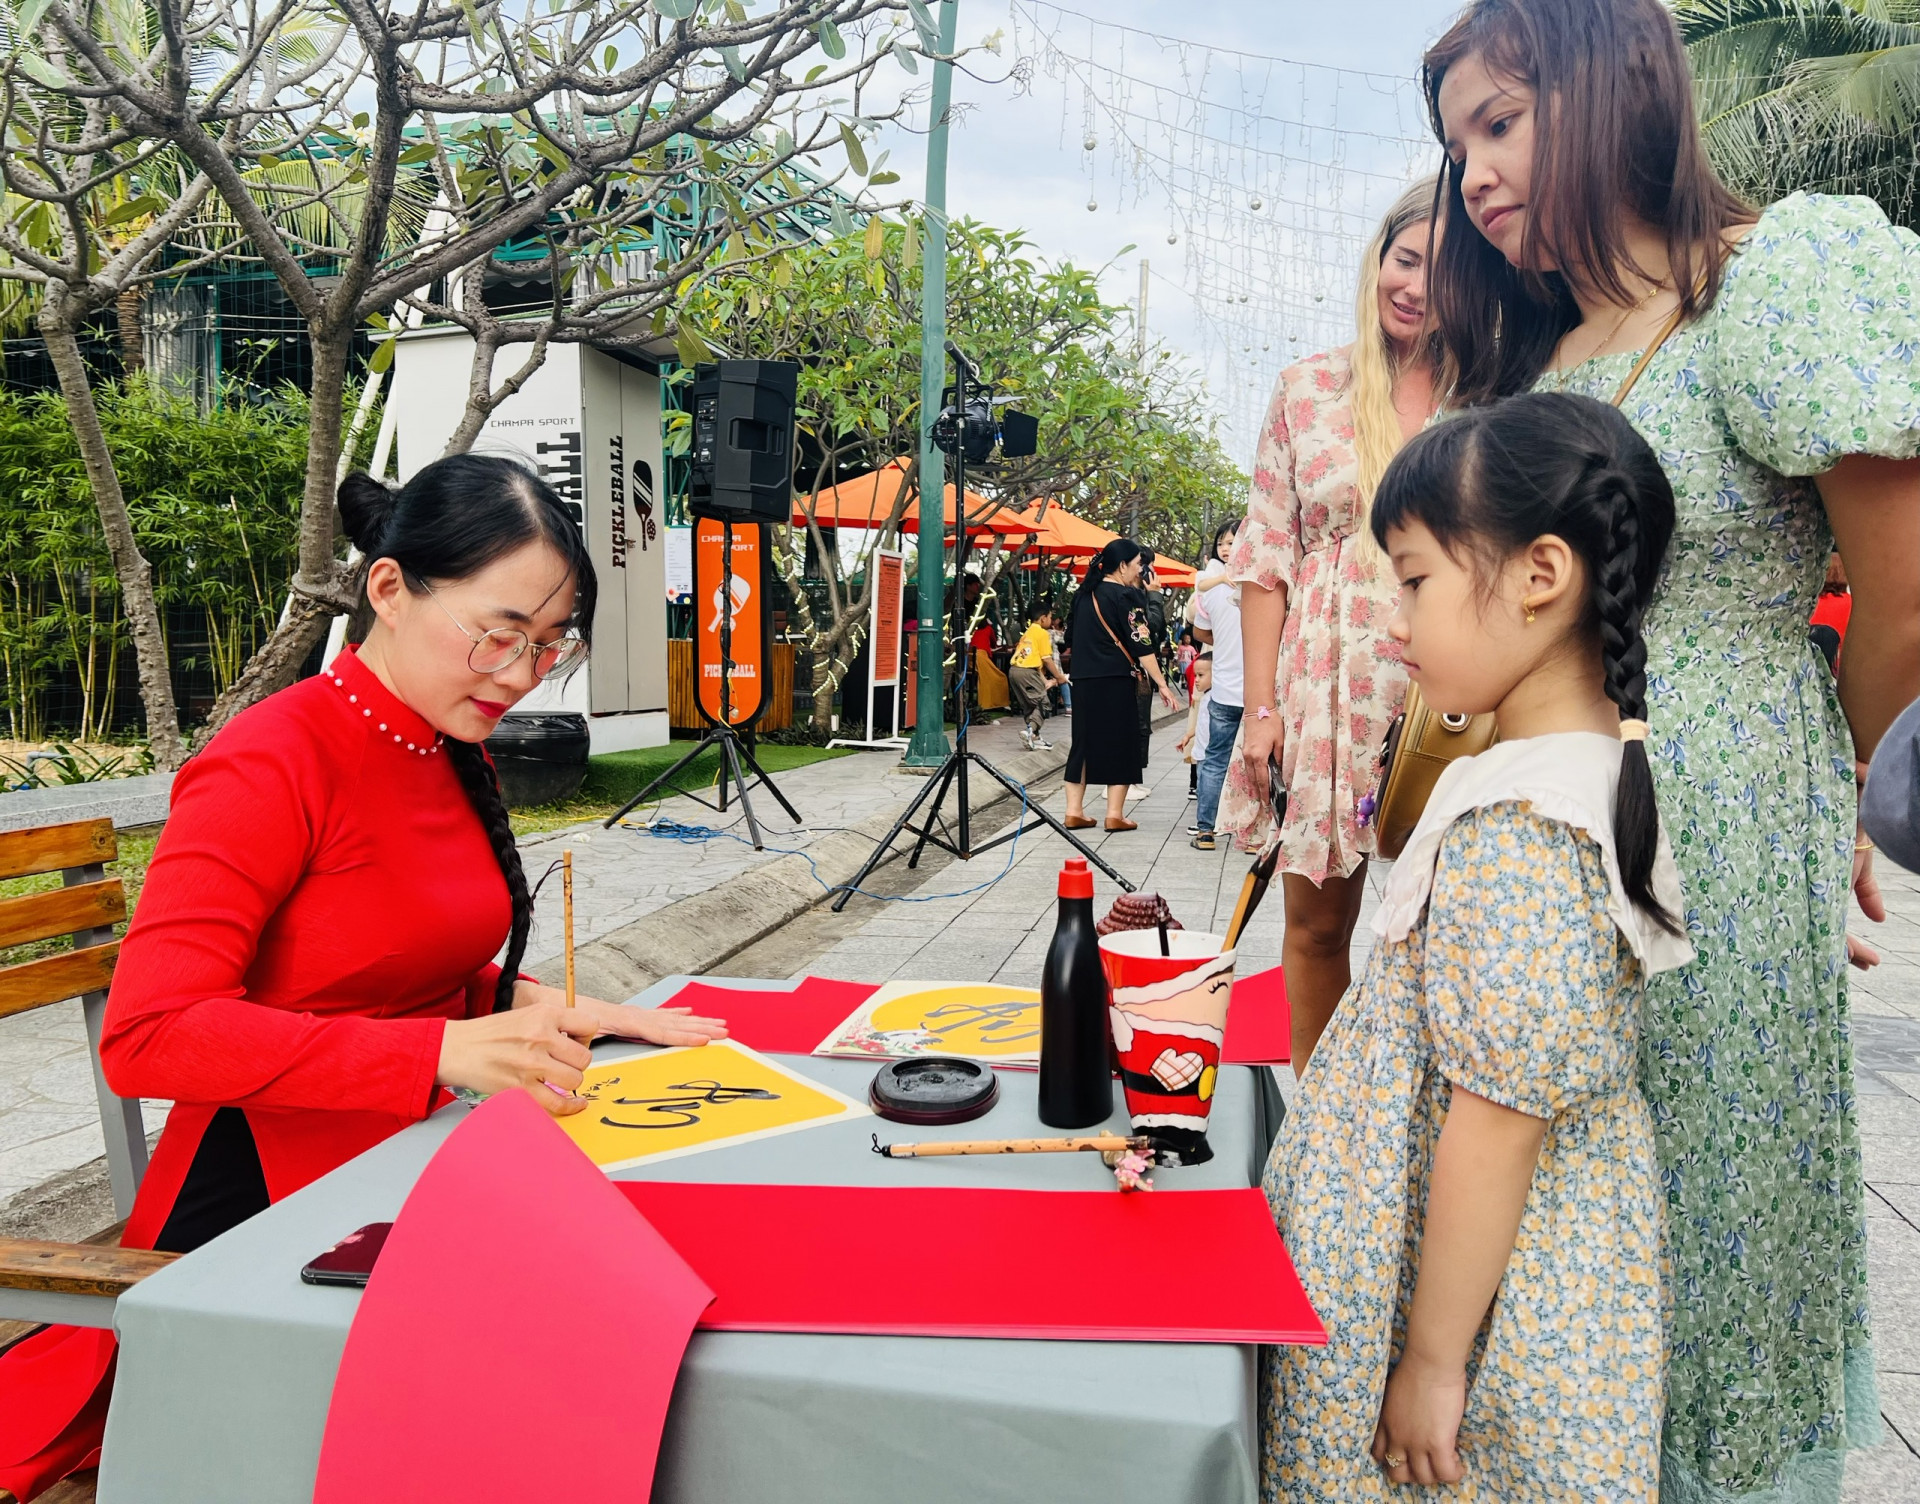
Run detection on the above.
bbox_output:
[98,976,1288,1504]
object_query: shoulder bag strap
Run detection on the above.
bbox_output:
[1088,589,1145,681]
[1611,303,1690,408]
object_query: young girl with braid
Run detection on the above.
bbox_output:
[1259,392,1695,1502]
[0,454,725,1500]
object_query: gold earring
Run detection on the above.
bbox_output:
[1525,604,1537,624]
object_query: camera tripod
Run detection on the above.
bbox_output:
[603,520,799,850]
[830,343,1135,910]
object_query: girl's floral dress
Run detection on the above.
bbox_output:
[1220,347,1407,880]
[1538,193,1920,1502]
[1264,737,1685,1501]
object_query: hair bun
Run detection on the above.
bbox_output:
[337,472,397,555]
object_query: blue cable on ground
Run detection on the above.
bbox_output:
[621,778,1033,906]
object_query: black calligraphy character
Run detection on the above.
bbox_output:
[920,1000,1041,1046]
[597,1079,782,1130]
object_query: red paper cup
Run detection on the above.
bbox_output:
[1098,930,1235,1167]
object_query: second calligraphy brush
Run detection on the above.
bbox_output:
[871,1132,1149,1159]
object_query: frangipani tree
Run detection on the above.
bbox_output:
[2,0,932,758]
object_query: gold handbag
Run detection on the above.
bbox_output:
[1368,686,1499,859]
[1364,303,1691,861]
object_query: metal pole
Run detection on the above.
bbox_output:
[1130,258,1147,541]
[905,0,961,767]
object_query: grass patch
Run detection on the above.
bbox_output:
[0,825,161,968]
[509,742,855,835]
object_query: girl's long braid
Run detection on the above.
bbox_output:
[445,737,532,1010]
[1589,469,1679,933]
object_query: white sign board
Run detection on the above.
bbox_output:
[392,329,669,750]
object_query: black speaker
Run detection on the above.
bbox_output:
[688,359,799,523]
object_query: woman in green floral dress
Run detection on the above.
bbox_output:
[1422,2,1920,1500]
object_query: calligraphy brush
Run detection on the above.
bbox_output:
[562,849,576,1011]
[872,1132,1149,1158]
[1223,757,1288,951]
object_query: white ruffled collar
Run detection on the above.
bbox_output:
[1372,731,1695,977]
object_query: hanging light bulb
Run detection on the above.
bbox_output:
[1083,134,1097,152]
[1086,197,1098,212]
[1249,195,1263,211]
[1166,230,1179,244]
[1261,343,1270,351]
[1314,293,1325,303]
[1238,293,1248,303]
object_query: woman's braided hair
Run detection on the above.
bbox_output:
[337,454,597,1009]
[1368,390,1680,930]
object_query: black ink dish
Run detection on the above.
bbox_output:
[869,1057,1000,1125]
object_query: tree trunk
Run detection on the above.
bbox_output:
[115,286,144,375]
[38,296,188,768]
[194,325,357,743]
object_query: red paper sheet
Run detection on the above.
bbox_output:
[314,1092,714,1504]
[664,976,878,1055]
[618,1181,1325,1346]
[1223,964,1292,1066]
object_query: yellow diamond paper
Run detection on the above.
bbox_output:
[557,1040,868,1172]
[813,980,1043,1067]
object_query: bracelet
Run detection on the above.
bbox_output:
[1252,705,1275,721]
[1856,834,1876,853]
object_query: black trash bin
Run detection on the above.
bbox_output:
[483,713,590,809]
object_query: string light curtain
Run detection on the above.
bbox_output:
[1008,2,1436,459]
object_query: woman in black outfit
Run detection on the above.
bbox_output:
[1063,539,1179,831]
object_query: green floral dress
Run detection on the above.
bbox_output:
[1540,192,1920,1502]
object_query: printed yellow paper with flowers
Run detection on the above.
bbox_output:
[812,981,1043,1068]
[558,1040,869,1172]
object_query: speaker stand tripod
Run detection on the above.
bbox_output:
[603,521,799,850]
[830,342,1136,911]
[828,716,1133,911]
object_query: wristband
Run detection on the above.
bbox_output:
[1252,705,1275,721]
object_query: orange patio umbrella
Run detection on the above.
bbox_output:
[1012,500,1120,557]
[793,459,1038,538]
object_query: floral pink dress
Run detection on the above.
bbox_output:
[1218,347,1406,881]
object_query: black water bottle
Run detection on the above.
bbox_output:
[1038,858,1114,1128]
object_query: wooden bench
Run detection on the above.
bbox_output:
[0,819,177,1331]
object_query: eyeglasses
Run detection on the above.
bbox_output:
[419,581,588,681]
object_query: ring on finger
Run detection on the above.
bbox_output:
[1381,1452,1406,1470]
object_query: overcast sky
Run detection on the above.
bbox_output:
[864,0,1468,467]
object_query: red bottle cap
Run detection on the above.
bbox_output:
[1057,857,1094,899]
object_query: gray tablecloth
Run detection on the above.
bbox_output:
[99,976,1288,1504]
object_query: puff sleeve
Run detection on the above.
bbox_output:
[1229,370,1303,594]
[1711,191,1920,476]
[1419,803,1638,1119]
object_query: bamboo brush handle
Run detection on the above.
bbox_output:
[562,850,576,1009]
[872,1133,1148,1158]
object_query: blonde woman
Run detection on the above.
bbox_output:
[1220,178,1442,1069]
